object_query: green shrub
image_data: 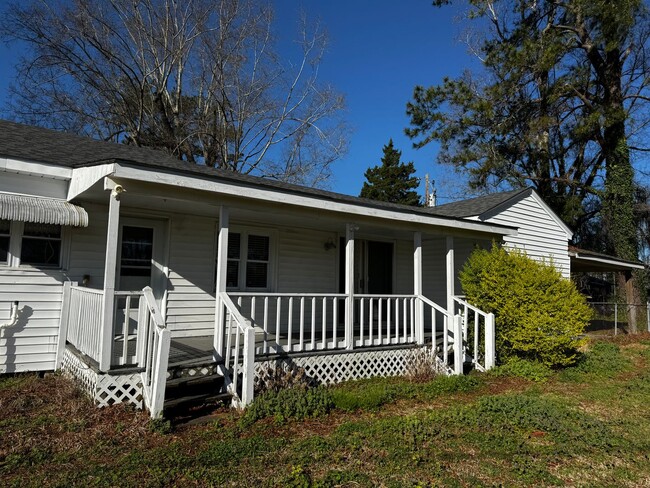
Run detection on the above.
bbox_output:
[240,386,333,426]
[490,358,553,382]
[459,244,592,368]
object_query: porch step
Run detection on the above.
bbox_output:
[164,392,232,410]
[164,365,230,419]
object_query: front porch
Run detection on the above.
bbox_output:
[57,174,500,418]
[58,281,495,418]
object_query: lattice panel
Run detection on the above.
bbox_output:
[95,373,143,408]
[255,346,445,386]
[61,349,98,399]
[61,347,143,409]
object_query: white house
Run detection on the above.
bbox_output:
[0,120,509,417]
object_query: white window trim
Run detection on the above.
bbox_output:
[227,226,277,292]
[0,220,67,269]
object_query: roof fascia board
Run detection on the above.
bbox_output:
[113,163,517,237]
[0,156,73,179]
[477,188,531,221]
[67,163,116,200]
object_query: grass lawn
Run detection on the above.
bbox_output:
[3,335,650,487]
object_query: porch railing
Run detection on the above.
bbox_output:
[354,295,416,347]
[64,285,145,368]
[113,291,143,366]
[229,293,347,354]
[221,292,255,407]
[66,286,104,363]
[228,292,472,365]
[453,296,495,371]
[138,286,170,419]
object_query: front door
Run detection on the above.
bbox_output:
[114,218,168,365]
[117,218,167,300]
[364,240,394,294]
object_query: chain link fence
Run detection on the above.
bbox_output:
[587,302,650,335]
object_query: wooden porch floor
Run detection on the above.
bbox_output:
[164,329,449,368]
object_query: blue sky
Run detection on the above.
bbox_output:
[0,0,478,202]
[274,1,478,201]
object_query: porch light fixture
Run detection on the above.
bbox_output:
[324,238,336,251]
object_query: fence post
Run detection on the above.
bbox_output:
[647,301,649,333]
[242,327,256,406]
[484,313,496,370]
[614,303,618,336]
[453,314,463,375]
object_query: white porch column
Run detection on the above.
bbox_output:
[345,223,355,350]
[213,205,229,361]
[99,183,122,372]
[413,232,424,345]
[446,236,455,319]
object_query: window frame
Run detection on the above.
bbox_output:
[218,226,277,292]
[0,220,66,269]
[0,219,10,265]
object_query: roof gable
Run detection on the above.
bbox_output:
[429,187,573,240]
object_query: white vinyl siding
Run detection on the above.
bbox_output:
[277,227,337,294]
[0,269,65,373]
[483,193,571,278]
[0,204,111,373]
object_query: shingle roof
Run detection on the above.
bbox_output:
[0,119,514,226]
[427,188,532,218]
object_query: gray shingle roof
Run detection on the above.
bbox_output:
[427,188,532,218]
[0,120,514,226]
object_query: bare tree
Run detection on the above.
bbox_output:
[1,0,347,186]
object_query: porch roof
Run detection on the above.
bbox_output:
[0,120,516,237]
[569,247,646,272]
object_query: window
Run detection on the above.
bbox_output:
[220,231,272,290]
[20,222,62,267]
[120,226,154,277]
[245,234,270,288]
[0,220,9,264]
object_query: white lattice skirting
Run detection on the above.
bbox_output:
[61,348,143,408]
[254,346,447,386]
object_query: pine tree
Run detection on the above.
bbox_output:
[360,140,420,206]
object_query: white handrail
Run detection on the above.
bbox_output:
[452,295,495,371]
[139,286,170,419]
[221,292,255,407]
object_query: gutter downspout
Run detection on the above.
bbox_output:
[1,301,19,329]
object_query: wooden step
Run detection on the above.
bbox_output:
[164,392,232,410]
[165,372,224,389]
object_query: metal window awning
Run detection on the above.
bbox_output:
[0,193,88,227]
